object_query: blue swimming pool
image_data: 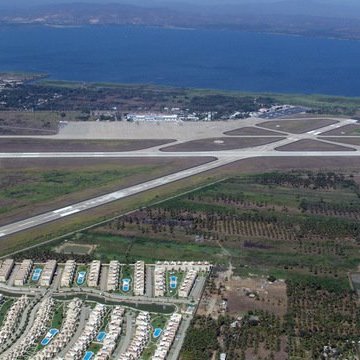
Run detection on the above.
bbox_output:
[122,278,131,292]
[77,271,86,285]
[170,275,177,289]
[153,328,162,338]
[32,268,42,282]
[96,331,107,342]
[83,351,94,360]
[41,328,59,346]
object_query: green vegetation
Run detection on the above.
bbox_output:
[3,79,360,115]
[60,170,360,360]
[83,171,360,282]
[180,316,219,360]
[87,342,102,354]
[0,298,14,327]
[151,314,168,332]
[0,166,156,216]
[51,303,64,329]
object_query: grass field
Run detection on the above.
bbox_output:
[275,139,355,151]
[0,138,173,152]
[160,137,285,152]
[0,157,211,226]
[321,123,360,136]
[258,118,338,134]
[321,137,360,146]
[224,126,285,136]
[4,156,360,258]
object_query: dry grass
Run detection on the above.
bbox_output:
[258,119,338,134]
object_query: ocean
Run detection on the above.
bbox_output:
[1,25,360,96]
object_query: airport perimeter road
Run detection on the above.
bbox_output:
[0,156,241,238]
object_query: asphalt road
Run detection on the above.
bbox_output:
[0,117,359,238]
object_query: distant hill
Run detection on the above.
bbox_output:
[1,1,360,40]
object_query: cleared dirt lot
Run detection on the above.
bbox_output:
[224,126,284,136]
[258,118,338,134]
[321,123,360,136]
[276,139,355,152]
[0,138,174,152]
[161,137,285,152]
[226,277,287,317]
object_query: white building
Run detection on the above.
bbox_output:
[14,259,33,286]
[34,298,83,360]
[154,266,165,297]
[119,311,150,360]
[64,303,106,360]
[87,260,101,288]
[39,260,57,287]
[5,297,55,359]
[155,261,211,272]
[178,270,197,298]
[60,260,76,287]
[95,306,125,360]
[0,259,14,282]
[133,261,145,296]
[152,313,182,360]
[0,295,29,345]
[107,261,120,291]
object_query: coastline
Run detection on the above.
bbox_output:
[0,22,359,42]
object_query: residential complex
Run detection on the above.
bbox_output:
[154,266,166,297]
[119,311,151,360]
[178,270,197,298]
[5,297,55,359]
[14,259,33,286]
[155,261,211,272]
[87,260,101,287]
[39,260,57,287]
[95,306,125,359]
[133,261,145,296]
[0,295,29,346]
[64,303,106,359]
[60,260,76,287]
[152,313,182,360]
[0,258,211,359]
[0,259,14,282]
[107,260,120,291]
[34,298,82,359]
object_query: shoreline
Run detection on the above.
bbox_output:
[0,22,360,43]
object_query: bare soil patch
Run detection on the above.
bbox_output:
[54,242,96,255]
[226,277,288,317]
[0,138,174,152]
[276,139,355,152]
[321,137,360,146]
[161,137,285,152]
[224,126,284,136]
[258,118,338,134]
[321,123,360,136]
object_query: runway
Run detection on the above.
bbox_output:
[0,156,241,238]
